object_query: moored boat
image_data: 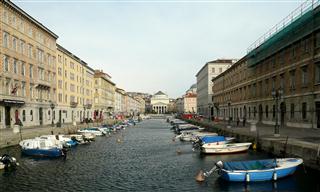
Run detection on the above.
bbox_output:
[200,142,252,154]
[201,158,303,182]
[19,138,64,157]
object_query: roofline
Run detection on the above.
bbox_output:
[3,0,58,39]
[195,59,234,77]
[57,44,94,71]
[211,56,247,82]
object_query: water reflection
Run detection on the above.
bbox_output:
[0,119,319,192]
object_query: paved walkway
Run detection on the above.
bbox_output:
[213,120,320,145]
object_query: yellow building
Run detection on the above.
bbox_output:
[0,0,58,128]
[56,44,95,125]
[94,70,115,120]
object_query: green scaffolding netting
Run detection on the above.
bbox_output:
[247,4,320,68]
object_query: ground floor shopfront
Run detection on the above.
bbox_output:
[213,93,320,129]
[0,100,95,129]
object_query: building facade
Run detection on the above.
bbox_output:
[196,59,234,118]
[151,91,169,114]
[94,70,115,120]
[0,0,58,128]
[212,2,320,129]
[56,45,94,125]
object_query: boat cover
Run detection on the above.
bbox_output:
[200,136,226,143]
[223,159,277,171]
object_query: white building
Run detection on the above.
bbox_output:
[151,91,169,114]
[196,59,235,118]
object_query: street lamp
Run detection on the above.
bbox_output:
[50,102,55,127]
[272,88,283,137]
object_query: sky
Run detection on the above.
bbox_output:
[13,0,303,98]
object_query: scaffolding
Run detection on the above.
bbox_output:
[247,0,320,67]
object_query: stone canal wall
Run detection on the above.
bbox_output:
[185,119,320,171]
[0,119,117,149]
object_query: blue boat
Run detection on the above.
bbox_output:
[19,138,64,157]
[212,158,303,182]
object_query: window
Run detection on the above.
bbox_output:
[212,68,215,73]
[316,63,320,84]
[272,76,276,91]
[58,55,62,63]
[21,82,26,96]
[290,70,296,89]
[58,80,62,89]
[316,32,320,48]
[13,59,18,74]
[265,105,269,118]
[290,103,295,119]
[21,62,25,76]
[302,38,310,53]
[30,84,33,98]
[301,66,308,87]
[3,56,9,72]
[265,79,269,95]
[22,110,26,122]
[3,32,8,48]
[28,44,33,58]
[3,10,8,23]
[30,110,33,121]
[58,93,62,102]
[29,64,33,78]
[20,40,25,54]
[302,102,307,120]
[12,37,17,51]
[280,73,285,92]
[65,94,68,103]
[219,68,222,73]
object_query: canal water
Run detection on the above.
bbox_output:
[0,119,319,191]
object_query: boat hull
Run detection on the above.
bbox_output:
[201,143,251,154]
[221,166,297,182]
[21,148,63,157]
[219,158,303,182]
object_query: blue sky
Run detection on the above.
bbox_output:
[14,0,303,98]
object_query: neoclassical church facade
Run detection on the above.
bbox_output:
[151,91,169,114]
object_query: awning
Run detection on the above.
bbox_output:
[0,99,25,106]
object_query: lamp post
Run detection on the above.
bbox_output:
[50,102,55,127]
[272,88,283,137]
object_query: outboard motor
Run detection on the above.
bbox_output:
[0,154,18,170]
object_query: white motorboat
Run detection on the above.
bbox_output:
[178,131,218,142]
[78,127,106,136]
[201,142,252,154]
[38,135,76,147]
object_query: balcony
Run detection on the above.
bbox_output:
[70,101,78,108]
[84,103,92,109]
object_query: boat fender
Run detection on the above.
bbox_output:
[246,173,250,182]
[273,172,277,181]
